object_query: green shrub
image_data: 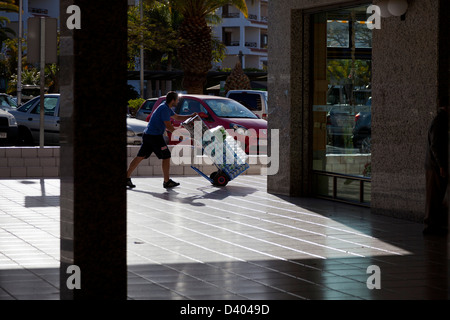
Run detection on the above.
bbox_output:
[128,98,145,117]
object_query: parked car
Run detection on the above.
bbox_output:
[0,108,18,146]
[326,107,354,148]
[146,94,267,154]
[9,94,61,145]
[352,96,371,153]
[352,110,371,153]
[327,94,372,151]
[8,94,148,146]
[135,97,158,121]
[126,114,148,145]
[0,93,18,112]
[226,90,269,120]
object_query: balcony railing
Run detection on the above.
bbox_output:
[225,41,240,46]
[222,12,268,23]
[222,13,240,18]
[245,42,257,48]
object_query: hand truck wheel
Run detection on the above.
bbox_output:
[213,171,229,187]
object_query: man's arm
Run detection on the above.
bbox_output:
[171,113,197,122]
[164,120,176,133]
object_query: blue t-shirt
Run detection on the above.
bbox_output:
[144,102,175,135]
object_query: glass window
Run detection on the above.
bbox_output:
[312,5,372,206]
[142,99,156,111]
[205,99,258,118]
[31,97,59,116]
[227,92,262,111]
[327,20,349,48]
[18,98,37,112]
[355,21,372,48]
[6,95,17,108]
[0,96,9,108]
[176,99,208,115]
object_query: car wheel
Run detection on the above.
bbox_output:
[17,127,34,146]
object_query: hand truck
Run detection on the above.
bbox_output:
[181,115,249,186]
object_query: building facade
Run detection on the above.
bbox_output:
[212,0,268,70]
[267,0,449,222]
[0,1,59,92]
[1,0,59,31]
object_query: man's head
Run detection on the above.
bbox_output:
[166,91,179,107]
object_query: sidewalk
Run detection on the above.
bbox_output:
[0,176,449,300]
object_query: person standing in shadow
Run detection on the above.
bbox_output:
[424,97,449,236]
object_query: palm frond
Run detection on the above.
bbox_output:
[0,0,19,13]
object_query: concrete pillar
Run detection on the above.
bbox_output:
[371,1,441,221]
[59,0,128,299]
[441,0,450,231]
[145,80,152,98]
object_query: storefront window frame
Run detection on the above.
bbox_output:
[309,2,373,207]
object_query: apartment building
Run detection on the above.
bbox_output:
[212,0,268,70]
[1,0,59,33]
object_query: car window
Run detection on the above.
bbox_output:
[204,99,258,119]
[6,95,17,108]
[176,99,208,115]
[142,99,156,111]
[31,97,58,116]
[227,93,262,111]
[17,98,37,112]
[0,96,8,107]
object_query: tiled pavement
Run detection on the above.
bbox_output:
[0,176,449,300]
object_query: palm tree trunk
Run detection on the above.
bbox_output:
[178,16,212,94]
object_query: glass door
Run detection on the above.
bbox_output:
[312,5,372,206]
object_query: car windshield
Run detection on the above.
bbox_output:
[17,98,36,112]
[0,95,17,109]
[204,99,258,119]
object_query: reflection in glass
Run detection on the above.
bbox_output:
[312,5,372,205]
[355,21,372,48]
[327,20,349,48]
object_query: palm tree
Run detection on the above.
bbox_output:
[0,0,18,12]
[0,16,15,46]
[168,0,248,94]
[0,0,18,47]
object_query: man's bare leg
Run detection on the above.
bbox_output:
[127,156,145,178]
[162,158,170,183]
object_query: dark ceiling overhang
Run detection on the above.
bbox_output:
[127,70,268,82]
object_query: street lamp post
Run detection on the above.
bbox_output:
[17,0,22,105]
[140,0,144,98]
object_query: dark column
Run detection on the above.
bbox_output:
[441,0,450,232]
[59,0,128,299]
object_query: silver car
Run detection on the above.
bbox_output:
[0,93,18,112]
[9,94,148,146]
[126,115,147,145]
[0,108,18,146]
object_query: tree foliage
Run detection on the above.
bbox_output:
[164,0,248,93]
[0,0,18,12]
[224,61,251,93]
[127,1,180,70]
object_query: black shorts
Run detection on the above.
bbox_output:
[137,134,171,159]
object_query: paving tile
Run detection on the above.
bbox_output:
[0,177,449,300]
